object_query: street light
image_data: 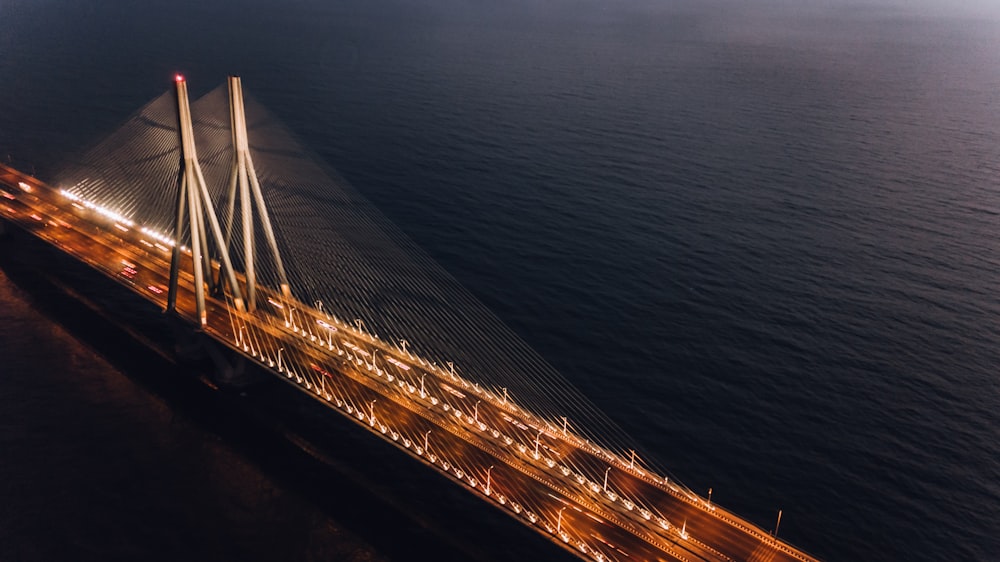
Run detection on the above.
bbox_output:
[533,429,542,459]
[368,399,376,425]
[277,347,284,372]
[400,339,409,355]
[603,466,611,493]
[474,400,481,424]
[419,373,427,398]
[424,430,431,452]
[485,465,494,496]
[557,506,566,534]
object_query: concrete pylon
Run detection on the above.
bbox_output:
[220,75,291,312]
[167,75,245,325]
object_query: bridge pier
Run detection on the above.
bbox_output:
[169,319,266,388]
[203,338,256,387]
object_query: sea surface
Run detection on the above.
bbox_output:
[2,1,1000,560]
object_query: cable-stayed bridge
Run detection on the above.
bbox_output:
[0,76,817,562]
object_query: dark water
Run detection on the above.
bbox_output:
[2,1,1000,560]
[0,261,386,562]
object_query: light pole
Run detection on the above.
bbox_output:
[534,429,542,459]
[400,339,409,355]
[629,449,637,470]
[447,361,456,379]
[424,430,431,452]
[485,465,494,496]
[277,347,284,372]
[603,466,611,493]
[502,386,508,405]
[368,399,376,425]
[774,509,782,538]
[557,506,566,534]
[419,373,427,398]
[708,487,713,505]
[474,400,481,424]
[314,300,323,313]
[289,307,297,330]
[561,416,568,435]
[307,318,316,341]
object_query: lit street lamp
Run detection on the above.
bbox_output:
[557,506,566,534]
[485,465,494,496]
[277,347,284,372]
[603,466,611,493]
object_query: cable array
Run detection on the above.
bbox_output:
[51,83,689,488]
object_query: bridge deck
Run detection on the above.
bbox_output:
[1,163,818,562]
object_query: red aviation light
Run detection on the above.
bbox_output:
[175,74,185,82]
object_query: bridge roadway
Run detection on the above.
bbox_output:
[0,163,818,562]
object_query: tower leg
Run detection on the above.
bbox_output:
[166,173,187,313]
[186,167,207,326]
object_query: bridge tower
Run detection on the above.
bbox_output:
[166,75,245,325]
[219,75,291,312]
